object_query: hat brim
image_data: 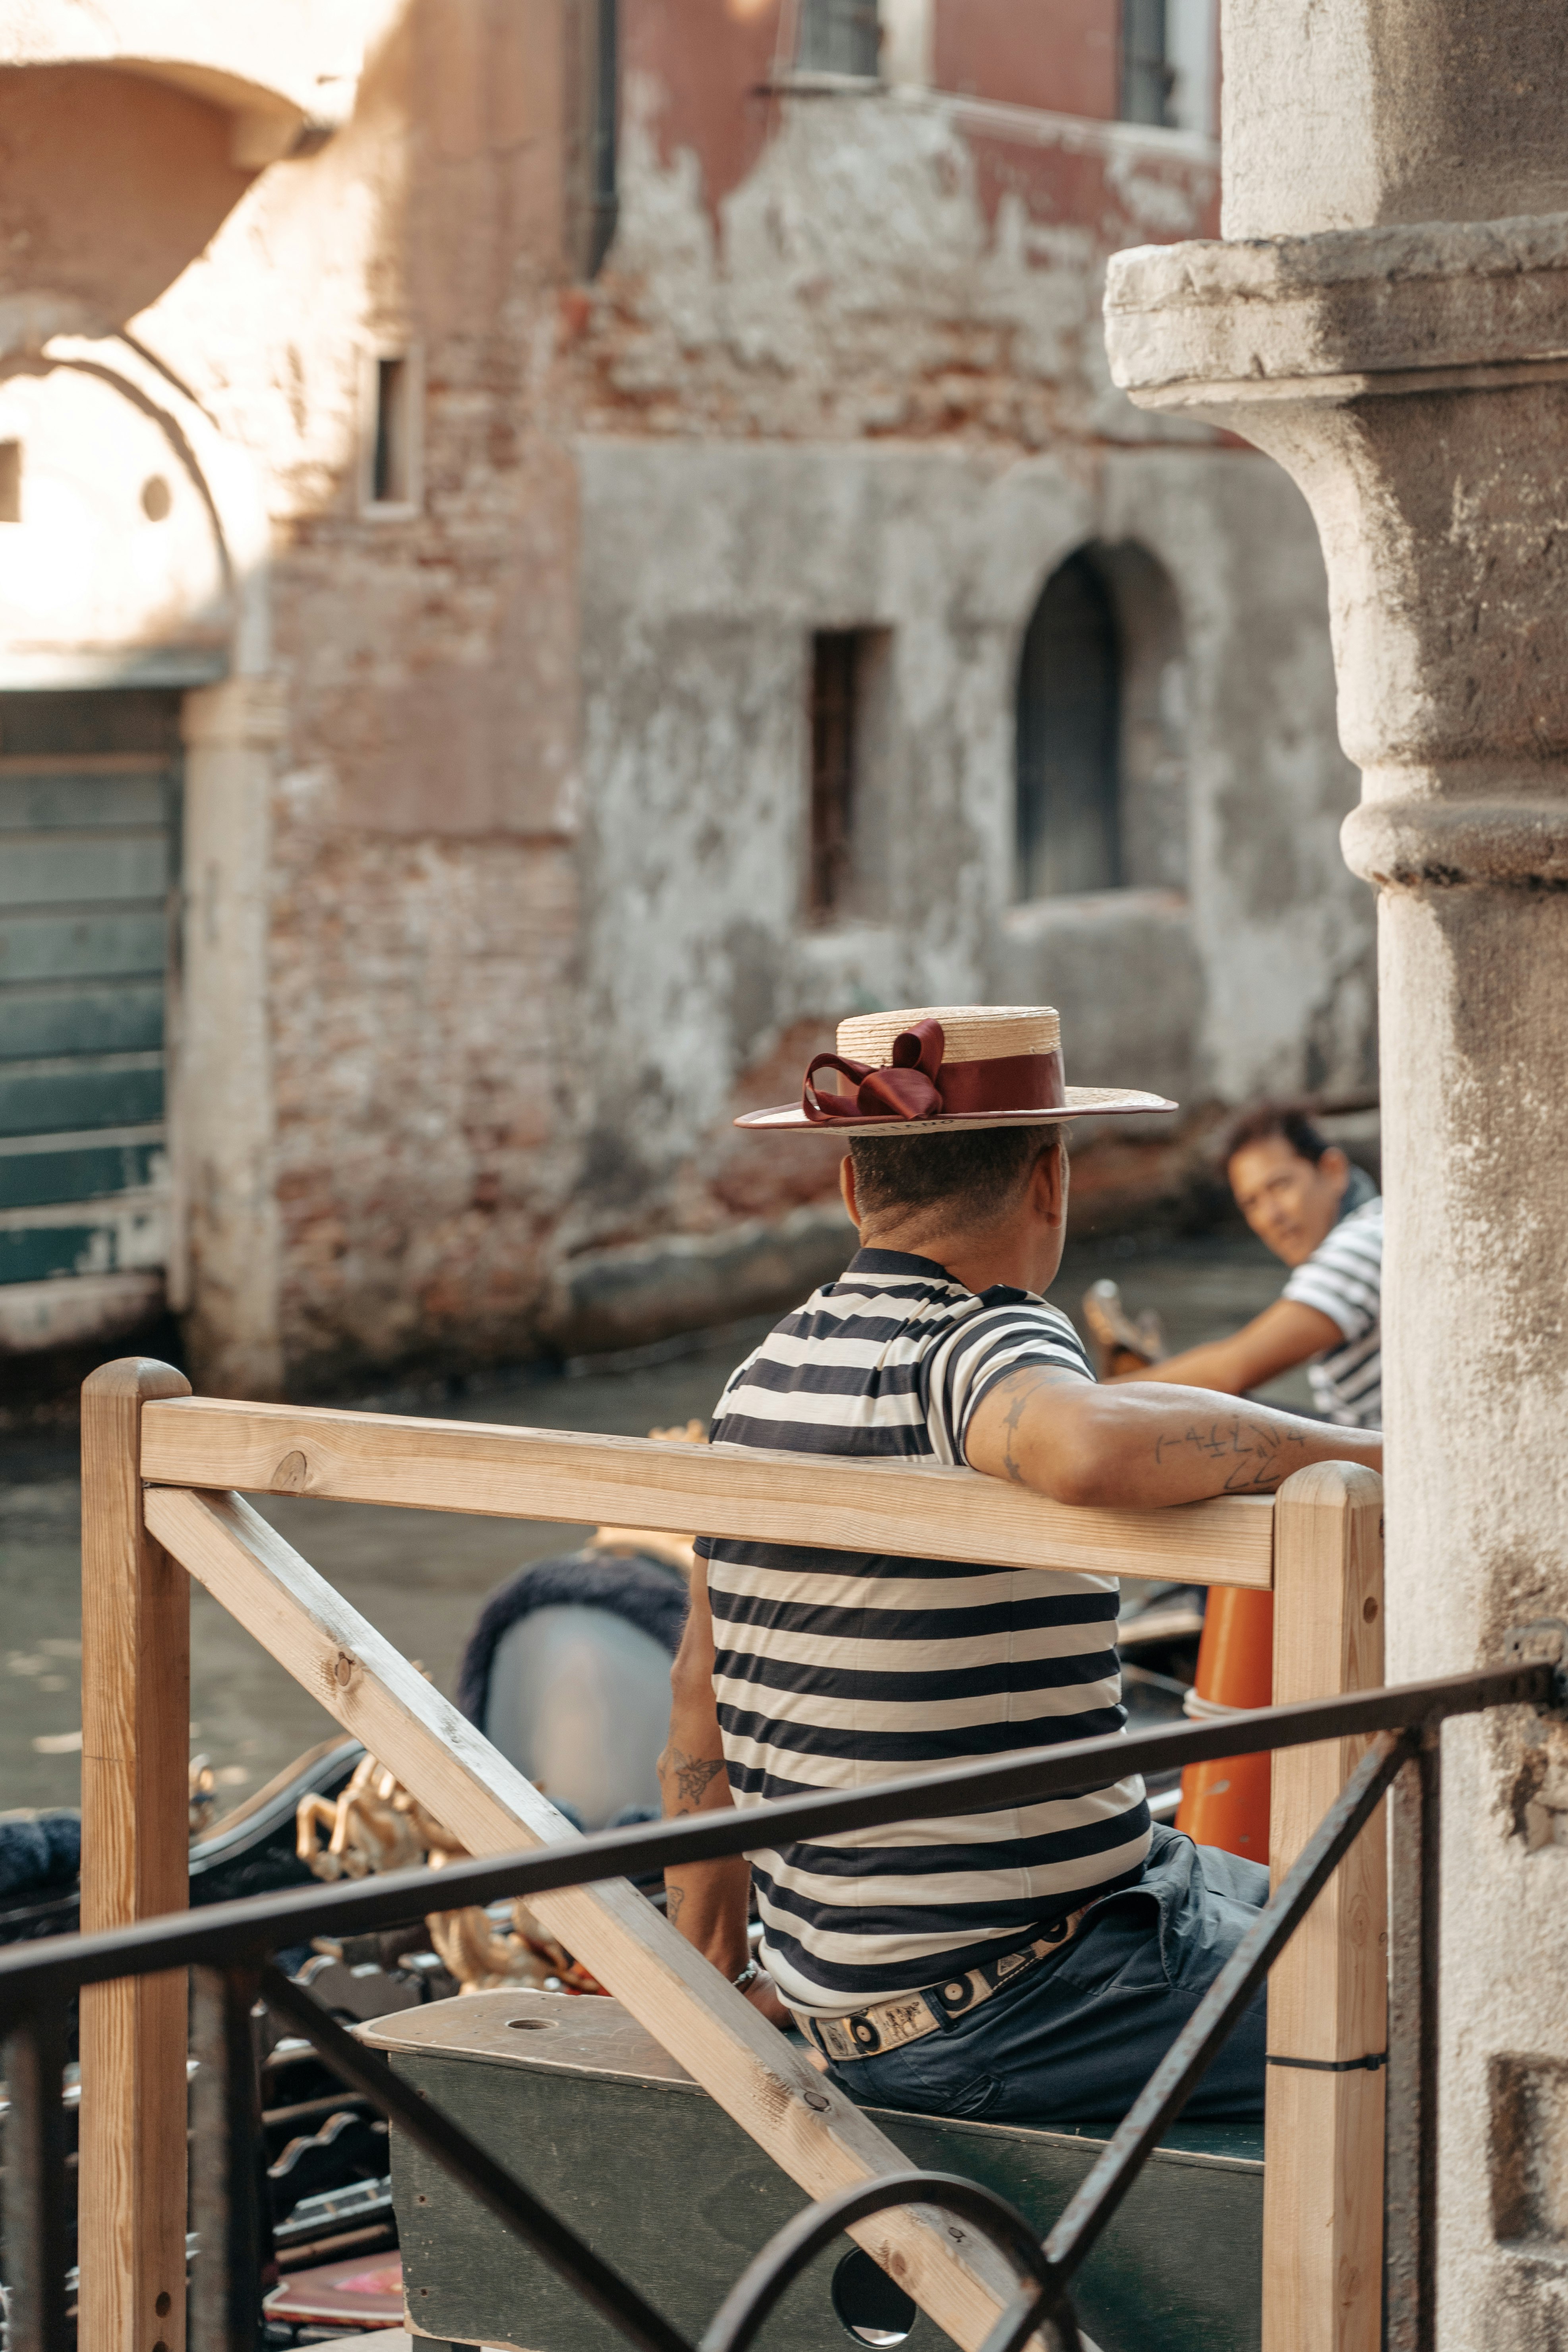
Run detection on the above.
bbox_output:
[735,1086,1178,1135]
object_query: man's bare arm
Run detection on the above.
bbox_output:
[967,1364,1380,1507]
[1117,1298,1346,1396]
[658,1563,750,1976]
[658,1568,794,2027]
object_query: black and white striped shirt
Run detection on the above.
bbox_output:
[696,1248,1151,2015]
[1282,1195,1382,1428]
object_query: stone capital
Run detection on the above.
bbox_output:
[1105,213,1568,406]
[1103,215,1568,887]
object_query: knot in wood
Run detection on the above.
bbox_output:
[802,2087,830,2111]
[275,1449,310,1493]
[332,1650,357,1689]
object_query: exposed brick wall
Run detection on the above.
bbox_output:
[269,824,580,1386]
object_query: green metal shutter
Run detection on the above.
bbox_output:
[0,690,181,1331]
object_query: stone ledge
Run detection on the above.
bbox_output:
[1104,212,1568,398]
[540,1202,857,1360]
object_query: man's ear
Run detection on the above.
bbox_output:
[1032,1133,1067,1228]
[839,1153,860,1232]
[1320,1144,1351,1194]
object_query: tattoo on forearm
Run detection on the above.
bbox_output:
[1154,1417,1309,1493]
[665,1883,686,1926]
[662,1745,726,1810]
[1000,1381,1031,1486]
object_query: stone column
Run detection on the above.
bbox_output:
[172,678,286,1398]
[1103,14,1568,2348]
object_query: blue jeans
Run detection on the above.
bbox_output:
[824,1825,1270,2127]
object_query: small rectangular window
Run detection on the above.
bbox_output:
[373,358,409,504]
[0,441,20,523]
[363,349,421,514]
[1121,0,1173,125]
[797,0,880,77]
[808,628,891,922]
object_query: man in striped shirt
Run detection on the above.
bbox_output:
[1094,1105,1383,1428]
[661,1098,1381,2124]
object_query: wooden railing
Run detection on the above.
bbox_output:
[78,1358,1387,2352]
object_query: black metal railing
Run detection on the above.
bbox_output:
[0,1659,1555,2352]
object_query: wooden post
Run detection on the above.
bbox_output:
[1263,1462,1386,2352]
[80,1358,193,2352]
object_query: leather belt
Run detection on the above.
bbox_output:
[793,1905,1091,2064]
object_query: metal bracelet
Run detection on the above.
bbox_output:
[732,1958,760,1995]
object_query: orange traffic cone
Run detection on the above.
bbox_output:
[1174,1587,1273,1862]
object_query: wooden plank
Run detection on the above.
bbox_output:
[0,907,168,984]
[1262,1462,1386,2352]
[140,1397,1276,1590]
[0,1053,164,1139]
[0,1134,165,1212]
[0,976,165,1059]
[79,1359,193,2352]
[0,831,170,905]
[145,1484,1049,2352]
[0,767,168,830]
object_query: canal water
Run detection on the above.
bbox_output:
[0,1230,1310,1816]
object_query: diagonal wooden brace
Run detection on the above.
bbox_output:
[144,1484,1044,2352]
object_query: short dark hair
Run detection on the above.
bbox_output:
[849,1124,1061,1226]
[1221,1101,1332,1172]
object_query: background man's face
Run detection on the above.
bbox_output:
[1227,1136,1348,1268]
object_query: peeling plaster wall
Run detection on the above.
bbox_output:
[561,41,1366,1302]
[575,437,1364,1274]
[566,73,1222,448]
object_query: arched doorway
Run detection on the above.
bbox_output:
[1014,542,1187,902]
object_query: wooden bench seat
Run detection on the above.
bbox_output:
[363,1990,1263,2352]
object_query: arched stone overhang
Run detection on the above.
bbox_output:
[0,0,383,162]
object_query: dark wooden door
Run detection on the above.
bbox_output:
[0,689,181,1346]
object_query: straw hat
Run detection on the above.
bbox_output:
[735,1004,1176,1136]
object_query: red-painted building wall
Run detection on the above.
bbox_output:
[619,0,1217,249]
[933,0,1121,118]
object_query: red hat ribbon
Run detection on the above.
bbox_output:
[802,1019,947,1124]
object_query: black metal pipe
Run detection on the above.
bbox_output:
[1386,1728,1442,2352]
[189,1965,267,2352]
[0,1663,1547,2017]
[2,2004,72,2352]
[1044,1727,1412,2282]
[587,0,619,273]
[257,1965,692,2352]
